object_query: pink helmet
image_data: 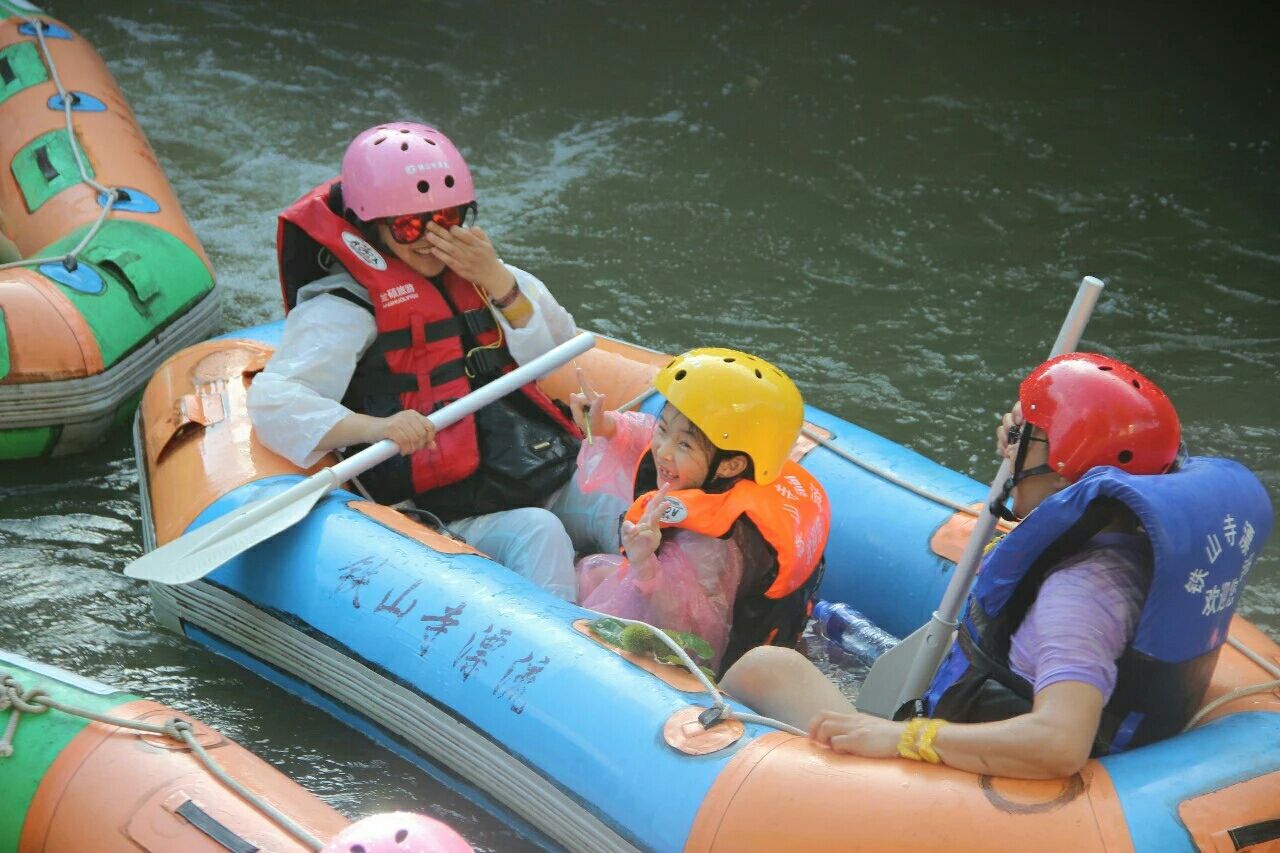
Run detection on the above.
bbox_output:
[340,122,475,221]
[321,812,473,853]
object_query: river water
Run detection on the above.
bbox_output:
[3,1,1277,849]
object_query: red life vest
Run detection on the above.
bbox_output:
[276,180,579,498]
[625,458,831,669]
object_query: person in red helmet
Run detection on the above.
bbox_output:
[249,122,611,599]
[721,353,1193,779]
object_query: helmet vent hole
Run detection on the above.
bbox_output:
[1098,365,1113,371]
[400,142,409,151]
[754,369,763,379]
[445,175,455,188]
[400,128,410,134]
[417,180,430,193]
[350,846,366,853]
[394,829,409,843]
[1131,379,1141,389]
[1118,450,1133,463]
[723,357,735,363]
[424,137,437,145]
[373,136,387,146]
[674,369,687,381]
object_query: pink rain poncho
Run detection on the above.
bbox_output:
[574,411,744,669]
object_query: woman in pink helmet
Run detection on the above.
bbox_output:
[719,354,1202,779]
[249,122,622,599]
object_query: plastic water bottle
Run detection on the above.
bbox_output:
[812,600,899,664]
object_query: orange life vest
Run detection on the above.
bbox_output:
[624,461,830,599]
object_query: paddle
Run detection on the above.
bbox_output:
[125,331,598,585]
[855,276,1105,719]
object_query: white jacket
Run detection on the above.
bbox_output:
[247,264,576,468]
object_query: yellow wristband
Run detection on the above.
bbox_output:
[499,295,533,326]
[918,719,948,764]
[898,718,925,761]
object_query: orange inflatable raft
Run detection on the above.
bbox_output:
[1,648,348,852]
[0,1,218,459]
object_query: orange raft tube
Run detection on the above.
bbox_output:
[134,331,1280,853]
[0,3,218,459]
[2,648,348,852]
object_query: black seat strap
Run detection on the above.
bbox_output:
[175,800,259,853]
[34,146,59,182]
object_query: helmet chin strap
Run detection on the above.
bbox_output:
[990,424,1055,523]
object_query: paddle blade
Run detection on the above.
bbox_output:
[855,618,949,719]
[124,477,332,584]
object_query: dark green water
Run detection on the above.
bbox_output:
[3,1,1277,849]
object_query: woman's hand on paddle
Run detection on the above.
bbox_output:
[621,483,671,571]
[374,410,437,456]
[424,222,511,298]
[808,710,903,760]
[569,367,615,439]
[996,401,1025,461]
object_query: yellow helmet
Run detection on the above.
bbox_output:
[653,347,804,485]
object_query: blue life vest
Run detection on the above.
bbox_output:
[924,456,1272,755]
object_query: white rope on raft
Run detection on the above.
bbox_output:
[583,609,806,737]
[0,11,121,273]
[591,611,1280,742]
[1183,634,1280,730]
[0,672,323,851]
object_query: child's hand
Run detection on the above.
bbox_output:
[621,483,670,570]
[423,222,511,299]
[569,367,615,439]
[373,410,436,456]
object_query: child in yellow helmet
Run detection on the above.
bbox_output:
[569,348,831,674]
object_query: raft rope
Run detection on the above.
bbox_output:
[0,12,122,274]
[583,609,806,737]
[616,387,982,518]
[0,672,323,851]
[601,609,1280,740]
[1184,636,1280,731]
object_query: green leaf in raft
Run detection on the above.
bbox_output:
[661,629,715,662]
[587,617,628,647]
[589,618,715,662]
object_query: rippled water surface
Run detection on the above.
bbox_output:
[3,1,1278,848]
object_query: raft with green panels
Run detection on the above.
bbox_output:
[0,649,348,851]
[0,2,219,458]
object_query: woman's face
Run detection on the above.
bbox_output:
[650,406,714,491]
[377,221,447,277]
[1012,426,1070,517]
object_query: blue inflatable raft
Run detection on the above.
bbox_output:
[132,323,1280,853]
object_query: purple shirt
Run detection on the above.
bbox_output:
[1007,533,1150,701]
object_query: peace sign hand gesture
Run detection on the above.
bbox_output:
[620,483,671,572]
[569,366,616,440]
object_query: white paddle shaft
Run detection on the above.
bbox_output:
[329,332,596,483]
[124,332,596,584]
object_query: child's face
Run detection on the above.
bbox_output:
[651,406,714,490]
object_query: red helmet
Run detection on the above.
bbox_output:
[1019,353,1181,482]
